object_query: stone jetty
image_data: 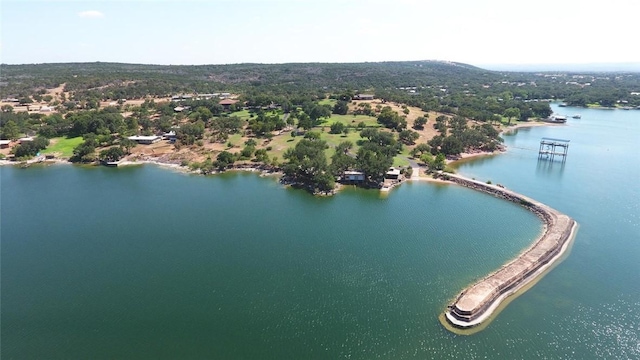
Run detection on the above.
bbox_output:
[439,173,577,329]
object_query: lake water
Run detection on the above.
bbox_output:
[1,104,638,359]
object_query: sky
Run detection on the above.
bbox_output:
[2,0,639,68]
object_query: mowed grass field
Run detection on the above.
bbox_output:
[319,114,380,128]
[41,137,83,157]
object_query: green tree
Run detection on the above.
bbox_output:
[333,100,349,115]
[99,146,125,162]
[409,143,430,158]
[120,138,137,154]
[433,153,446,170]
[12,137,49,158]
[413,116,427,130]
[330,141,355,176]
[329,122,346,134]
[503,107,521,125]
[398,129,419,145]
[297,112,314,131]
[215,150,236,169]
[1,120,20,140]
[283,138,333,193]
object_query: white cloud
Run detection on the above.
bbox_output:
[78,10,104,19]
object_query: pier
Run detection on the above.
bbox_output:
[438,173,577,331]
[538,137,569,162]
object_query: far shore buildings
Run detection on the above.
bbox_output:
[219,98,239,110]
[0,139,11,149]
[353,94,375,100]
[127,135,161,144]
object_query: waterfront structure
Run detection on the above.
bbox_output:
[538,138,569,162]
[354,94,374,100]
[342,170,365,183]
[442,174,577,330]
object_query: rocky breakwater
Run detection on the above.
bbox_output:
[438,173,577,329]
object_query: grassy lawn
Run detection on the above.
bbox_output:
[318,98,337,107]
[393,155,410,167]
[320,114,381,128]
[41,136,83,157]
[230,109,253,120]
[225,133,244,148]
[320,130,362,148]
[265,133,302,161]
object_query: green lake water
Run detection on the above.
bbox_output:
[1,104,638,359]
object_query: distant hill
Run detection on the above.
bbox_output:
[480,62,640,72]
[0,60,497,97]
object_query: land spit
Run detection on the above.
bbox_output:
[436,173,577,331]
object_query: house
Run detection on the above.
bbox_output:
[385,167,401,180]
[0,139,11,148]
[18,137,34,144]
[127,135,162,144]
[343,170,365,183]
[39,106,54,112]
[354,94,374,100]
[219,98,238,110]
[162,131,177,140]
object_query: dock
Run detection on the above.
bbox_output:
[538,137,569,162]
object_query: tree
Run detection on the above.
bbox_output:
[283,138,333,192]
[1,120,20,140]
[297,112,314,131]
[1,105,14,113]
[355,147,393,184]
[433,153,446,170]
[398,129,419,145]
[420,152,434,167]
[120,138,137,154]
[409,143,430,158]
[12,137,49,158]
[99,146,125,162]
[254,148,269,163]
[177,120,205,145]
[377,106,403,130]
[216,151,236,169]
[309,104,332,122]
[333,100,349,115]
[413,116,427,130]
[441,136,463,156]
[330,141,355,176]
[329,122,346,134]
[503,107,520,125]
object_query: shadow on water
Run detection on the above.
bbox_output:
[536,158,566,179]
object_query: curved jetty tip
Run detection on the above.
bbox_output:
[440,174,577,331]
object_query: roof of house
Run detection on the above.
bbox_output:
[0,140,11,145]
[219,99,238,105]
[128,135,161,141]
[386,168,401,176]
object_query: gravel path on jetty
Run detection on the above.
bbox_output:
[437,173,577,331]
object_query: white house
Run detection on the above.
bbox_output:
[128,135,161,144]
